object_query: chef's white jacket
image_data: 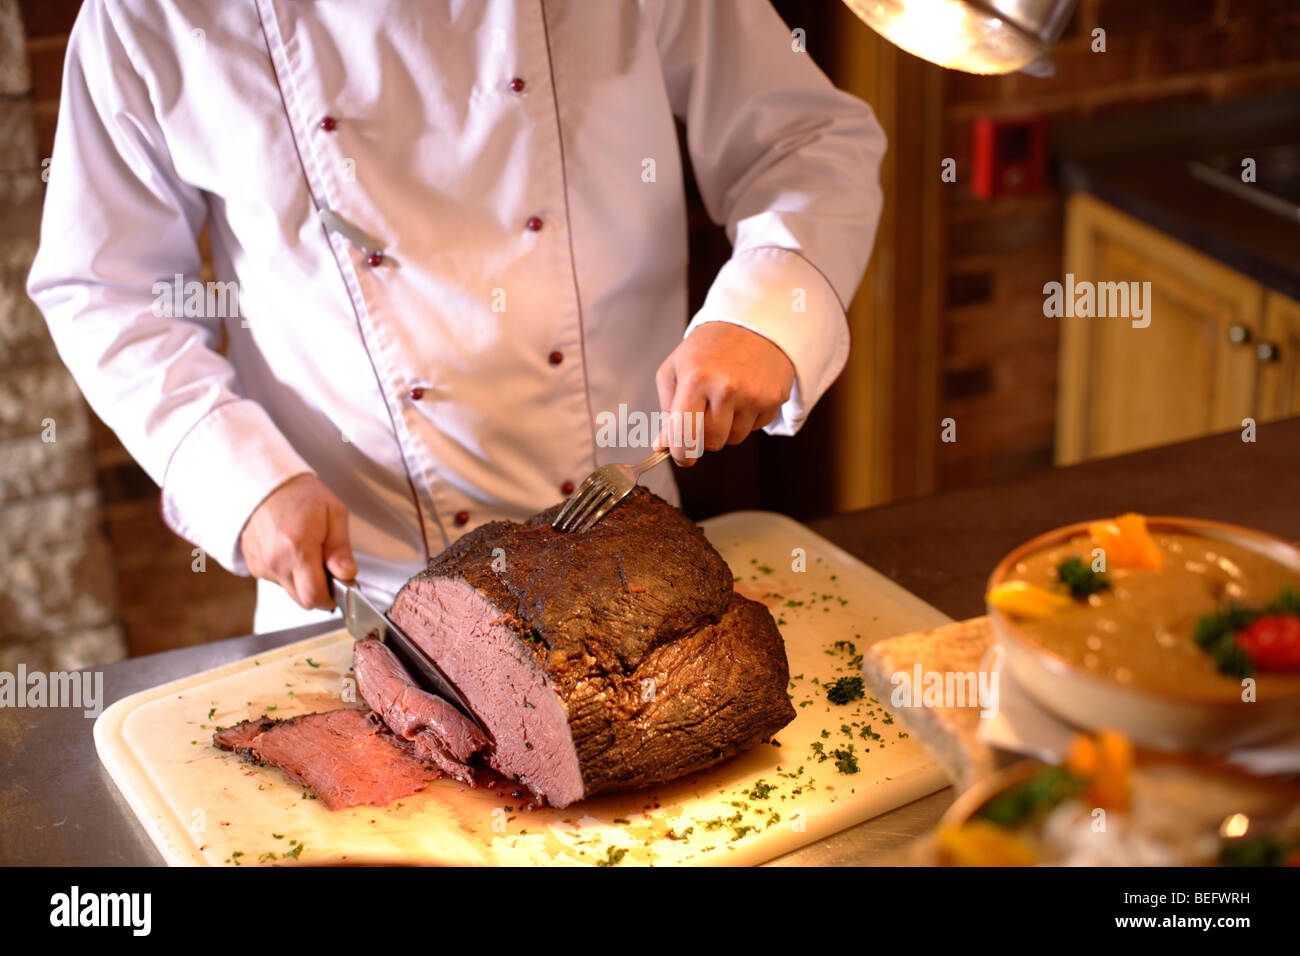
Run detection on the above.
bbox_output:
[28,0,885,631]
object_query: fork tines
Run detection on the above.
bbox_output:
[552,473,614,533]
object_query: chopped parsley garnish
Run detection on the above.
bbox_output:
[825,676,865,705]
[744,779,775,800]
[702,810,744,831]
[1057,557,1110,599]
[595,846,628,867]
[1194,604,1259,677]
[827,639,863,668]
[1267,587,1300,616]
[1193,588,1300,677]
[830,745,859,774]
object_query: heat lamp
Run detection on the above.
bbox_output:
[842,0,1079,75]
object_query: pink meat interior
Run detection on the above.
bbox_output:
[390,578,584,807]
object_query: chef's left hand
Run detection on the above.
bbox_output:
[655,323,794,467]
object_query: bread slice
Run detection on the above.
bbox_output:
[861,617,998,791]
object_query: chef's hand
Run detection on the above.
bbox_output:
[239,474,356,610]
[655,322,794,466]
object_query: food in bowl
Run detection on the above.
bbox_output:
[990,513,1300,697]
[985,514,1300,749]
[937,731,1300,867]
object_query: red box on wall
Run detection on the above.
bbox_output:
[972,116,1048,199]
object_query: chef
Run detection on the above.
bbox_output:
[28,0,885,633]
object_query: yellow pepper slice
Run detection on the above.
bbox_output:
[938,821,1038,867]
[1088,512,1164,571]
[987,580,1075,619]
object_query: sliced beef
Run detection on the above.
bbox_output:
[213,710,442,810]
[387,486,796,808]
[353,637,497,787]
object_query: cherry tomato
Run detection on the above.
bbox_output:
[1237,614,1300,672]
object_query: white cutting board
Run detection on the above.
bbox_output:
[95,511,951,866]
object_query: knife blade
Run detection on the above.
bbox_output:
[328,574,486,733]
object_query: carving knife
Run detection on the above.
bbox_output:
[328,574,487,734]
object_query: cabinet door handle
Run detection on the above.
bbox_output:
[1256,341,1280,363]
[1227,323,1252,345]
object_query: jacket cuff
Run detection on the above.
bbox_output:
[159,399,313,575]
[684,246,850,436]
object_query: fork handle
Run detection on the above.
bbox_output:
[632,449,672,477]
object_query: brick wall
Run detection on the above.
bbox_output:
[933,0,1300,490]
[0,0,127,670]
[17,0,255,656]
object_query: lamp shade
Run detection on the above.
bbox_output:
[842,0,1078,75]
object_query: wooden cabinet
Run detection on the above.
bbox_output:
[1057,193,1300,464]
[1259,292,1300,422]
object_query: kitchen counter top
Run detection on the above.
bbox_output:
[5,417,1298,866]
[1056,91,1300,302]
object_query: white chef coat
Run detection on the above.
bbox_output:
[28,0,885,631]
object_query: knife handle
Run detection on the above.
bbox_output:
[324,569,361,629]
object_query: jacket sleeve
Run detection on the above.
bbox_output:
[650,0,886,434]
[26,1,312,575]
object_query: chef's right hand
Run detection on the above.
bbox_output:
[239,474,356,611]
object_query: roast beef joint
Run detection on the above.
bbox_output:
[214,488,796,810]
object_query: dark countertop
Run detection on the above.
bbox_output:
[808,418,1300,622]
[1056,92,1300,302]
[4,417,1298,866]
